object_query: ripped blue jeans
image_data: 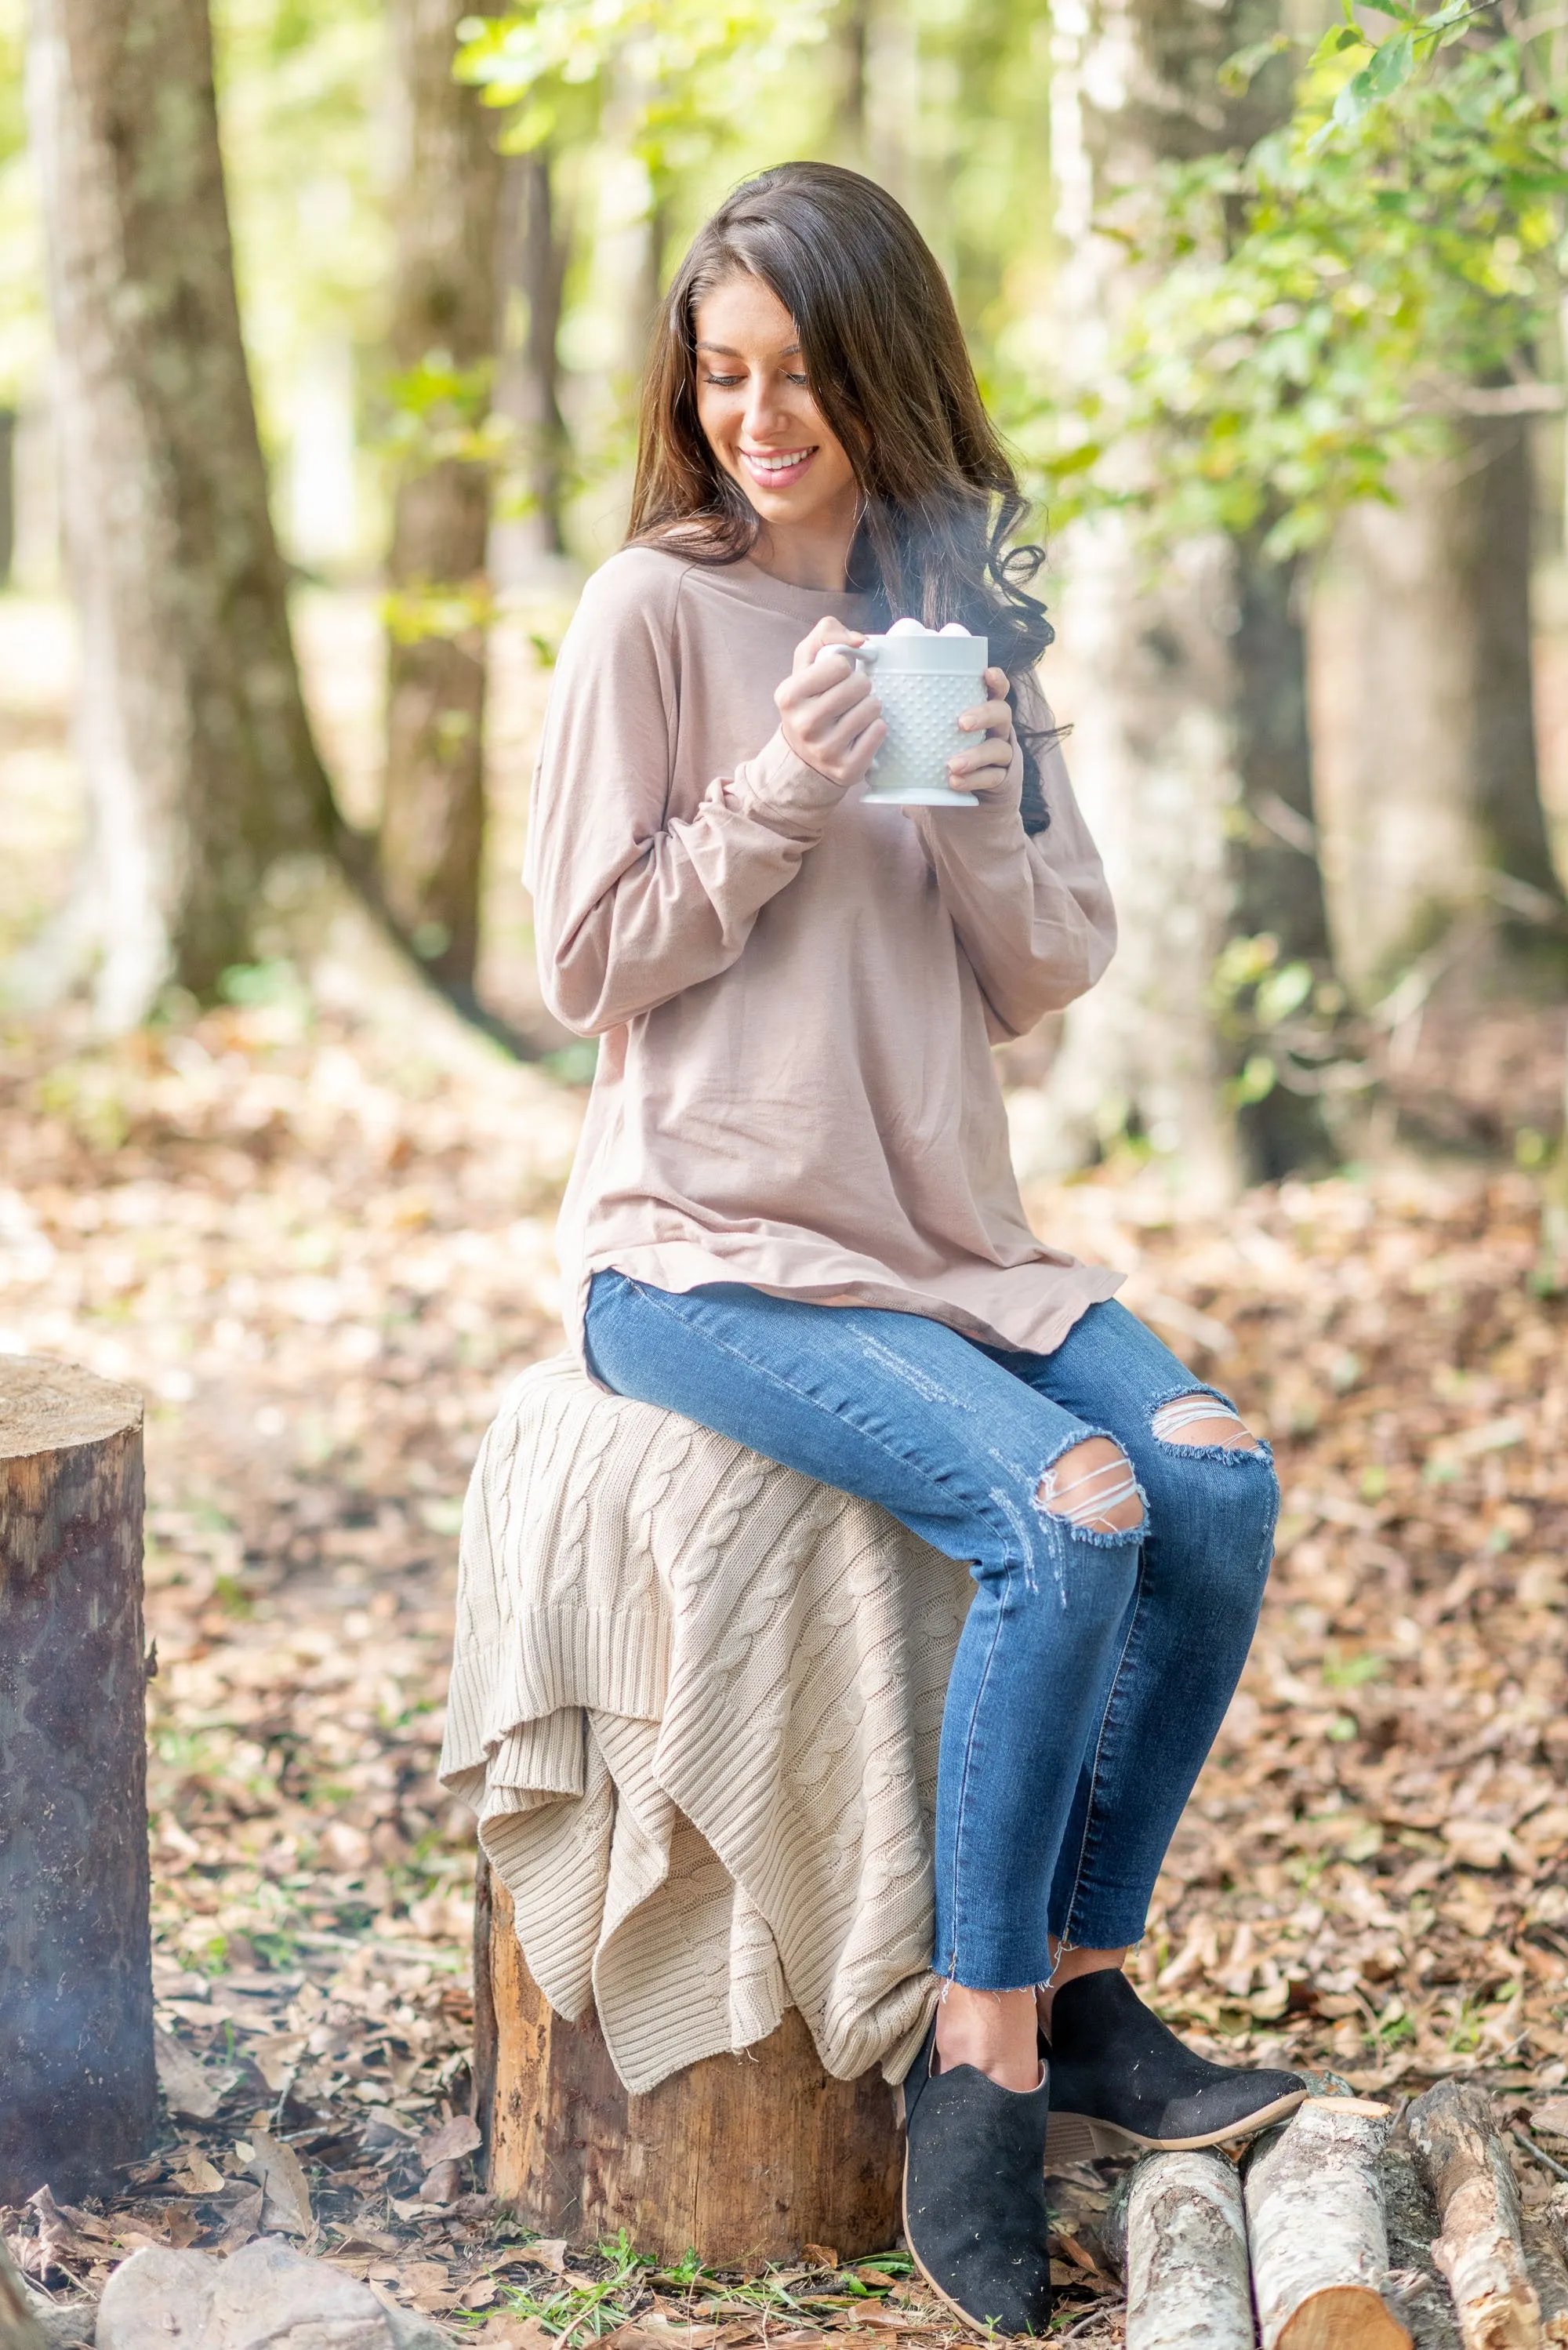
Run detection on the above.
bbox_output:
[583,1278,1279,1992]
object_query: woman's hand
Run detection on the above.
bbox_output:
[948,666,1022,803]
[775,617,887,786]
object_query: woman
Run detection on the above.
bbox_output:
[528,162,1301,2334]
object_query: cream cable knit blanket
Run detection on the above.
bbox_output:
[438,1356,971,2095]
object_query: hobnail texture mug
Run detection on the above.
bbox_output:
[849,622,988,806]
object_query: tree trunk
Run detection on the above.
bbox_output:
[377,0,504,998]
[475,1865,902,2266]
[1040,0,1289,1204]
[1406,2081,1543,2350]
[1243,2099,1410,2350]
[23,0,336,1031]
[495,151,570,565]
[1232,541,1338,1177]
[0,1359,154,2207]
[1308,423,1565,1004]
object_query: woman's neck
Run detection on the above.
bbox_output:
[748,510,858,593]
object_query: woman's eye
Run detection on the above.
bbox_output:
[786,373,809,387]
[703,372,743,388]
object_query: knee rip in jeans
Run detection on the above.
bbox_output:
[1152,1393,1261,1453]
[1036,1437,1145,1536]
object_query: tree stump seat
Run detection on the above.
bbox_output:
[474,1866,904,2267]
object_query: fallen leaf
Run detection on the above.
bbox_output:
[245,2131,313,2235]
[1443,1820,1523,1871]
[153,2023,234,2121]
[524,2237,572,2276]
[417,2156,463,2205]
[1532,2096,1568,2138]
[250,2032,310,2092]
[173,2152,226,2196]
[802,2245,840,2271]
[419,2112,482,2166]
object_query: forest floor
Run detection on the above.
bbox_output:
[5,591,1568,2341]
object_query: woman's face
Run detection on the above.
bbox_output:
[692,272,860,543]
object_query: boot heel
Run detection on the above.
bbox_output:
[1044,2109,1122,2163]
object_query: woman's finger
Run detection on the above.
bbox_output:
[956,698,1013,736]
[792,616,864,673]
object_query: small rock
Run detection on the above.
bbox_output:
[94,2236,448,2350]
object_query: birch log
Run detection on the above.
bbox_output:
[1520,2213,1568,2348]
[1102,2150,1254,2350]
[1245,2098,1413,2350]
[1407,2083,1542,2350]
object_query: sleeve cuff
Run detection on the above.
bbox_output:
[726,729,848,842]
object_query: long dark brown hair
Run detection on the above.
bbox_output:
[628,162,1054,828]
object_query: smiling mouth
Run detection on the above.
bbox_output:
[740,447,816,487]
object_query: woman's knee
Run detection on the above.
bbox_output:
[1145,1389,1279,1556]
[1036,1436,1145,1537]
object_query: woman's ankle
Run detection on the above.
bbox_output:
[1036,1946,1129,2036]
[933,1982,1042,2092]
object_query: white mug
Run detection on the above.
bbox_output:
[849,622,988,806]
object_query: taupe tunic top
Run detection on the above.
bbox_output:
[526,546,1122,1355]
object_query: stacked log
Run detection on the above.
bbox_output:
[1406,2083,1543,2350]
[1102,2148,1254,2350]
[1243,2098,1411,2349]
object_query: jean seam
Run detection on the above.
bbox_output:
[945,1553,1015,1980]
[1053,1549,1148,1951]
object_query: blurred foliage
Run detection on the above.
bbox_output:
[1040,0,1568,554]
[0,0,42,405]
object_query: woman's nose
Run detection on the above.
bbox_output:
[742,380,792,440]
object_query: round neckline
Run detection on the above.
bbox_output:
[729,556,873,611]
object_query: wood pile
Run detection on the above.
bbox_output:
[1104,2085,1568,2350]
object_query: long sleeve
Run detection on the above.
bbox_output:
[525,553,848,1037]
[910,709,1116,1041]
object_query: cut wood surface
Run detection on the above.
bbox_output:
[1245,2097,1412,2350]
[1109,2148,1254,2350]
[475,1864,902,2266]
[0,1357,154,2205]
[1408,2083,1542,2350]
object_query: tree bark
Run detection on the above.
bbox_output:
[477,1869,902,2266]
[495,151,570,564]
[1308,423,1565,1004]
[0,1359,154,2207]
[1243,2098,1412,2350]
[1406,2081,1543,2350]
[24,0,336,1031]
[1521,2209,1568,2348]
[1232,540,1338,1178]
[1103,2148,1254,2350]
[378,0,504,998]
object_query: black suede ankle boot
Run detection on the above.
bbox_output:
[1043,1967,1306,2162]
[899,2010,1054,2337]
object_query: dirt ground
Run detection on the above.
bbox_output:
[4,593,1568,2343]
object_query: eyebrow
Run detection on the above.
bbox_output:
[695,341,802,358]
